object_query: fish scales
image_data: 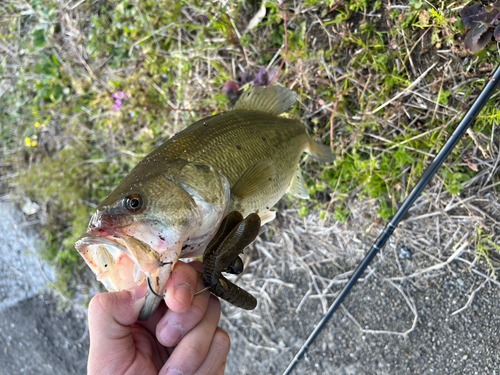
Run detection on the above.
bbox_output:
[142,110,309,215]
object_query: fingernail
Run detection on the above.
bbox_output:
[165,367,183,375]
[159,321,183,346]
[174,283,193,308]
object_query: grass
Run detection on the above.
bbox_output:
[1,0,499,293]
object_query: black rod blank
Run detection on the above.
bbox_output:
[282,65,500,375]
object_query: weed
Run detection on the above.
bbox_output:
[475,228,500,279]
[2,0,500,293]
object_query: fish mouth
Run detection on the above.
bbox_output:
[75,231,171,321]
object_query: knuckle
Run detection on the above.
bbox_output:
[188,299,206,320]
[88,293,107,315]
[181,341,205,363]
[213,329,231,353]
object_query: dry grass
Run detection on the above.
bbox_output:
[224,173,500,372]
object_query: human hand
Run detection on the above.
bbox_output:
[87,261,230,375]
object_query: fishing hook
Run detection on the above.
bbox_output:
[147,277,163,299]
[194,286,210,296]
[146,261,172,298]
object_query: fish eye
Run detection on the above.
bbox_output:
[124,194,145,213]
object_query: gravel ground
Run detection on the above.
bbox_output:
[0,201,55,310]
[222,195,500,375]
[0,291,88,375]
[224,251,500,375]
[1,194,499,375]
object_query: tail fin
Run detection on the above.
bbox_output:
[306,139,334,163]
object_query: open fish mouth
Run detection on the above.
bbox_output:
[75,232,170,321]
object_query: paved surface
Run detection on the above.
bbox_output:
[0,202,89,375]
[0,201,54,310]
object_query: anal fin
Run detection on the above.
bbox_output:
[287,166,309,199]
[259,210,276,225]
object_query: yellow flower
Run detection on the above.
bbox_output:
[25,137,32,147]
[32,141,38,147]
[34,122,40,127]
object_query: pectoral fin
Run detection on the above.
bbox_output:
[231,162,276,200]
[287,166,309,199]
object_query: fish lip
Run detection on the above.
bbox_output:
[75,231,123,249]
[88,205,134,231]
[75,231,166,321]
[138,294,162,321]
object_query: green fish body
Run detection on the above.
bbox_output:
[75,86,333,320]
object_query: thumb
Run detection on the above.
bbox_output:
[88,286,147,373]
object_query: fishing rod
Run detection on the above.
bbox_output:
[282,64,500,375]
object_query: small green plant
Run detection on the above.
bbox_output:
[298,206,309,218]
[442,170,471,196]
[475,228,500,278]
[333,206,350,222]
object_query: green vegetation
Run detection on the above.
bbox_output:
[1,0,499,290]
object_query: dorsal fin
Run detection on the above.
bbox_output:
[233,86,296,115]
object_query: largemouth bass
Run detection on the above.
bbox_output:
[75,86,333,320]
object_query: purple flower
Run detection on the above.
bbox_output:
[112,91,127,100]
[112,91,127,110]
